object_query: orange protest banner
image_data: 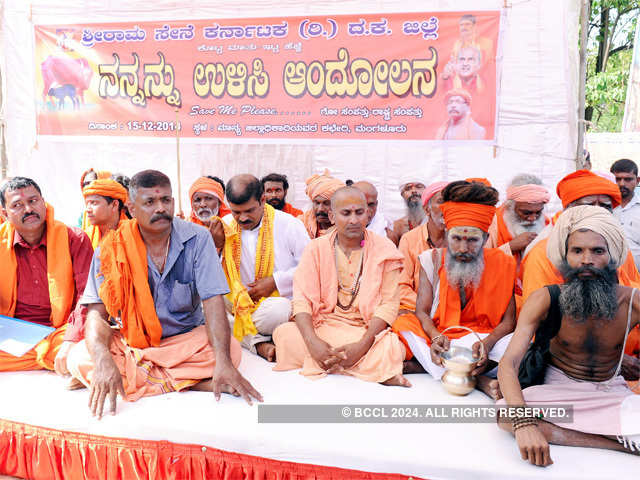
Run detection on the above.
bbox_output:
[35,11,501,141]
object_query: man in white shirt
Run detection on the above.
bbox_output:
[352,180,392,239]
[611,159,640,269]
[214,174,310,362]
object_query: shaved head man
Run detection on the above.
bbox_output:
[353,180,392,238]
[274,186,409,386]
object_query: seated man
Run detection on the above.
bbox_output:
[487,174,550,308]
[67,170,261,418]
[611,158,640,270]
[273,187,409,386]
[0,177,93,372]
[352,180,392,238]
[392,180,516,399]
[497,205,640,466]
[394,181,448,370]
[261,173,303,217]
[521,169,640,361]
[390,176,427,245]
[300,169,345,239]
[82,178,130,248]
[215,174,309,361]
[79,168,110,229]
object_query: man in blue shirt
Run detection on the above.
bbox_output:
[67,170,261,418]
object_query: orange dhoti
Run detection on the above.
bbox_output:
[273,317,404,382]
[67,325,242,402]
[0,325,66,372]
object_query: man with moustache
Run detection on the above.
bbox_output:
[443,46,484,95]
[214,174,309,361]
[435,89,486,141]
[520,170,640,364]
[67,170,261,417]
[394,180,516,399]
[352,180,392,238]
[187,176,232,251]
[498,205,640,467]
[611,159,640,270]
[390,176,427,244]
[261,173,303,217]
[273,187,410,386]
[392,181,448,371]
[300,169,345,239]
[0,177,93,372]
[488,174,550,309]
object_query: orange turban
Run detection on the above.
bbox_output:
[440,201,496,232]
[305,169,345,201]
[466,177,492,187]
[80,168,111,189]
[556,169,621,209]
[189,177,225,204]
[82,179,128,203]
[445,88,472,105]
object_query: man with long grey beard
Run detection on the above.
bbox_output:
[498,205,640,467]
[394,180,516,399]
[390,177,426,245]
[488,174,550,308]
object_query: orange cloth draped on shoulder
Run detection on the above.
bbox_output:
[0,204,74,370]
[82,179,129,249]
[397,224,430,311]
[188,177,231,225]
[274,230,405,382]
[282,203,303,217]
[520,236,640,356]
[393,248,515,360]
[98,219,163,349]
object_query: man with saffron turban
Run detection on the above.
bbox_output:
[79,168,110,230]
[67,170,261,418]
[273,186,410,386]
[392,180,516,399]
[435,89,486,141]
[82,179,130,249]
[300,169,345,239]
[0,177,93,373]
[211,174,309,362]
[521,169,640,361]
[487,174,550,308]
[188,176,232,251]
[498,206,640,466]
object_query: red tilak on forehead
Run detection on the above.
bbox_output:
[154,189,161,194]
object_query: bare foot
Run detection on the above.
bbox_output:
[256,341,276,362]
[190,378,239,396]
[66,377,87,391]
[403,359,425,374]
[381,374,412,387]
[476,375,502,400]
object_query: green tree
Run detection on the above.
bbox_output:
[585,0,638,131]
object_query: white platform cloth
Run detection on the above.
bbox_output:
[1,353,638,479]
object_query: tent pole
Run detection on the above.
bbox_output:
[576,0,590,170]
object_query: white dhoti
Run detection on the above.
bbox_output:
[226,296,292,353]
[402,331,514,380]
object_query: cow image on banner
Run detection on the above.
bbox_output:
[34,11,502,141]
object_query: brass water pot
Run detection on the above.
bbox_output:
[438,326,485,396]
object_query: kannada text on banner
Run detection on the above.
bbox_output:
[34,11,501,141]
